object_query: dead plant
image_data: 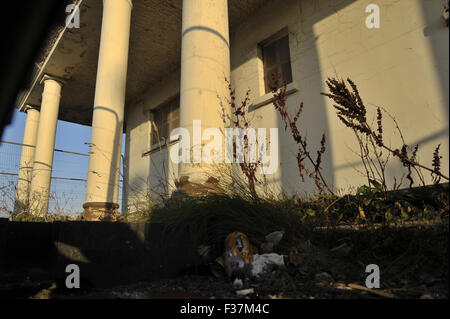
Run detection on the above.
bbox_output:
[270,74,333,194]
[321,77,448,189]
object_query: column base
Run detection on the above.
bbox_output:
[172,176,224,199]
[79,202,122,221]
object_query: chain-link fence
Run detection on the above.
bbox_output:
[0,140,123,218]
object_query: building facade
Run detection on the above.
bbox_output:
[14,0,449,217]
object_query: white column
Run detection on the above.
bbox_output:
[14,105,40,213]
[29,76,63,216]
[84,0,132,216]
[179,0,231,186]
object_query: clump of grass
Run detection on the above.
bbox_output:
[148,194,312,251]
[11,212,73,222]
[144,184,448,248]
[123,209,153,223]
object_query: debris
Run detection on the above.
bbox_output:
[236,288,254,296]
[265,230,284,246]
[260,242,274,254]
[314,272,334,283]
[31,282,57,299]
[233,278,243,289]
[298,239,312,252]
[251,253,285,277]
[347,283,395,299]
[329,242,353,256]
[288,247,301,267]
[331,282,352,290]
[399,279,408,287]
[420,273,440,286]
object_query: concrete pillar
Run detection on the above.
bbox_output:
[178,0,231,194]
[83,0,132,220]
[29,76,63,216]
[14,105,40,214]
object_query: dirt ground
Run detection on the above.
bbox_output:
[1,221,447,299]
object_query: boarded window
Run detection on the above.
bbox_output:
[151,95,180,146]
[262,34,292,93]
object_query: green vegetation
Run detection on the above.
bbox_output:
[11,212,73,222]
[123,183,448,248]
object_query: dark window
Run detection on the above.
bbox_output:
[151,95,180,146]
[262,34,292,93]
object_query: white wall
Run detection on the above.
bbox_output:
[122,70,180,211]
[123,0,449,211]
[230,0,449,195]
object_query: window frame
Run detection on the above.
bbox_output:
[259,28,293,94]
[150,94,180,148]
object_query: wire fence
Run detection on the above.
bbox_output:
[0,140,123,218]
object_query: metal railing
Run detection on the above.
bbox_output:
[0,140,123,218]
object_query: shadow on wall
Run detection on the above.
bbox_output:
[330,0,450,187]
[148,148,173,202]
[275,0,352,195]
[271,0,449,194]
[420,0,450,181]
[421,0,450,121]
[122,112,178,211]
[231,0,361,196]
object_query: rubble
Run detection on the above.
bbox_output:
[265,230,284,246]
[288,247,301,267]
[236,288,254,296]
[314,272,334,283]
[259,242,274,254]
[329,242,352,256]
[251,253,285,277]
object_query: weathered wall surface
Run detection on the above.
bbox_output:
[124,0,449,210]
[230,0,449,195]
[123,71,180,210]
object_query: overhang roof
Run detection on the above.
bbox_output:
[16,0,271,128]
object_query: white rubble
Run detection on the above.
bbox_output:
[236,288,254,296]
[265,230,285,246]
[251,253,285,277]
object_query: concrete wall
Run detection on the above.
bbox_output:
[123,0,449,211]
[123,71,181,211]
[0,219,201,288]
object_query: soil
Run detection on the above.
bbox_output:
[1,221,447,299]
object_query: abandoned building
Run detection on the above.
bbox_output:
[13,0,449,218]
